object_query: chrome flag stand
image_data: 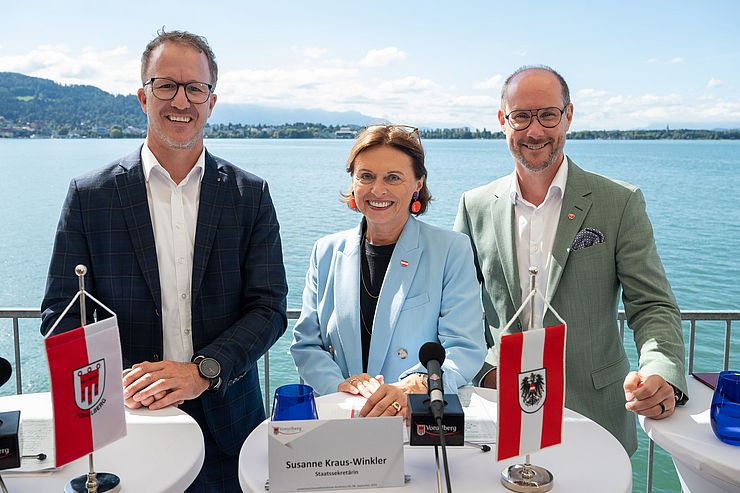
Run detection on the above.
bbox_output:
[500,267,565,493]
[45,265,121,493]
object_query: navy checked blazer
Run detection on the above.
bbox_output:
[41,146,288,456]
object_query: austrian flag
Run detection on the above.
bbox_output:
[497,324,566,461]
[44,316,126,467]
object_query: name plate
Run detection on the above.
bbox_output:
[268,416,404,492]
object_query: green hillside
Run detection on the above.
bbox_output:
[0,72,145,132]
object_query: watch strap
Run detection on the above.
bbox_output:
[191,354,222,392]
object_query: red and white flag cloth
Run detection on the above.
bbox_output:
[497,323,566,461]
[44,314,126,467]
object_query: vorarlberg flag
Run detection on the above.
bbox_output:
[44,291,126,467]
[496,287,567,462]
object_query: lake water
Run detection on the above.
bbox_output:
[1,138,739,492]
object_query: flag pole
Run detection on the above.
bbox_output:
[77,265,99,493]
[500,267,555,493]
[62,265,122,493]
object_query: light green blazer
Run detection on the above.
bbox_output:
[453,158,687,455]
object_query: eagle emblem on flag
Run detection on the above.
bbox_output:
[518,368,546,413]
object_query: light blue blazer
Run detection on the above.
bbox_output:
[291,216,486,396]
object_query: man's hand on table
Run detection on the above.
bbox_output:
[122,360,209,410]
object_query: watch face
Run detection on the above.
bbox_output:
[199,358,221,379]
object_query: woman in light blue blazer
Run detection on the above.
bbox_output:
[291,124,485,418]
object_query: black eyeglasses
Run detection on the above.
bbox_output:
[364,124,421,142]
[504,106,567,131]
[144,77,213,104]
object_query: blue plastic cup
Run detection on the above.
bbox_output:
[271,384,319,421]
[710,370,740,446]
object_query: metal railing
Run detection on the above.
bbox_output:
[0,307,302,410]
[2,308,738,493]
[618,310,739,493]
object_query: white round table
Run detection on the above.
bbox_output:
[640,376,740,492]
[0,392,204,493]
[239,387,631,492]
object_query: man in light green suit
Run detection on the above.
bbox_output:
[454,66,688,455]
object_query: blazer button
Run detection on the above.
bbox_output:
[155,308,160,317]
[328,345,334,355]
[153,353,159,361]
[397,348,408,359]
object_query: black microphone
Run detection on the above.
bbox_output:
[419,342,446,421]
[0,358,12,388]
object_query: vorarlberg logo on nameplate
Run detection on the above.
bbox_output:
[268,417,404,492]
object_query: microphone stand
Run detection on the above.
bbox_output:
[434,413,453,493]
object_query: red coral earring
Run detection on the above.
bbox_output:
[410,192,421,213]
[348,191,357,210]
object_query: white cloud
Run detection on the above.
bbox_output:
[291,47,327,59]
[645,57,684,65]
[378,76,439,92]
[473,75,503,90]
[358,47,407,67]
[576,88,610,101]
[638,93,682,106]
[0,45,139,94]
[10,44,735,130]
[707,78,724,88]
[571,88,740,130]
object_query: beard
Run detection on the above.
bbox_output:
[509,137,564,173]
[153,127,204,150]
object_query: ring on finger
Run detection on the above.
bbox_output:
[349,378,360,387]
[658,401,666,415]
[390,401,402,413]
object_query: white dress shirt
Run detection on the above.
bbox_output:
[510,157,568,329]
[141,143,205,362]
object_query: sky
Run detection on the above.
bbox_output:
[1,1,739,130]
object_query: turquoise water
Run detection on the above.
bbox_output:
[1,138,739,492]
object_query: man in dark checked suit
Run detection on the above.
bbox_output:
[41,30,288,491]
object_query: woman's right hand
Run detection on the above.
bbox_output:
[337,373,384,398]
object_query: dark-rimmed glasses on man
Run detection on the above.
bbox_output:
[504,106,567,131]
[144,77,213,104]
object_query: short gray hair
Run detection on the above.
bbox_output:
[500,65,570,109]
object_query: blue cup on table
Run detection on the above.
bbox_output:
[271,384,319,421]
[710,370,740,446]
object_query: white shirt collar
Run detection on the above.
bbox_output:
[509,154,569,206]
[141,142,206,185]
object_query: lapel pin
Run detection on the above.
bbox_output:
[400,259,409,267]
[568,213,575,220]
